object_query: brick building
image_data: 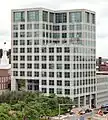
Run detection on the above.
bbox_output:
[0,42,11,91]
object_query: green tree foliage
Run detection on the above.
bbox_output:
[0,91,73,120]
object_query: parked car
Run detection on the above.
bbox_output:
[85,109,92,113]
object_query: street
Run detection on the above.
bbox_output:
[62,113,93,120]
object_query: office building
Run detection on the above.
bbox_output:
[11,8,96,107]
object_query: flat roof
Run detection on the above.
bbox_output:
[11,7,95,13]
[96,71,108,75]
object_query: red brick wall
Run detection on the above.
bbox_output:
[0,69,11,90]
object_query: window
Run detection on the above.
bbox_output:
[20,48,25,53]
[13,63,18,68]
[34,40,39,45]
[20,71,25,76]
[27,63,32,69]
[20,40,25,45]
[49,47,54,53]
[34,48,39,53]
[49,80,54,85]
[43,32,45,37]
[65,89,70,95]
[13,40,18,45]
[34,56,39,61]
[34,24,39,29]
[34,63,39,69]
[27,48,32,53]
[34,32,39,37]
[41,47,46,53]
[62,25,67,30]
[76,32,82,38]
[20,56,25,61]
[49,88,54,94]
[42,56,47,61]
[76,24,82,30]
[27,40,32,45]
[49,33,52,38]
[56,64,62,69]
[27,11,39,21]
[13,71,18,76]
[13,25,18,30]
[62,33,67,38]
[42,64,47,69]
[53,25,60,31]
[65,81,70,86]
[65,72,70,78]
[49,12,54,22]
[27,80,32,83]
[13,11,25,22]
[13,56,18,61]
[69,25,74,30]
[27,71,32,77]
[49,64,54,69]
[91,13,95,24]
[13,48,18,53]
[55,13,67,23]
[42,88,47,93]
[64,64,70,69]
[46,24,48,30]
[41,71,47,77]
[57,88,62,94]
[46,32,48,38]
[85,12,90,23]
[49,72,54,77]
[27,24,32,29]
[34,72,39,77]
[20,32,25,37]
[43,24,45,29]
[64,47,70,53]
[43,11,48,22]
[69,33,74,38]
[64,56,70,61]
[34,84,39,91]
[57,80,62,86]
[53,33,60,38]
[57,47,62,53]
[42,80,47,85]
[57,72,62,78]
[20,24,25,30]
[57,56,62,61]
[28,85,32,90]
[69,12,82,23]
[49,25,52,30]
[13,32,18,38]
[27,32,32,37]
[49,56,54,61]
[20,63,25,69]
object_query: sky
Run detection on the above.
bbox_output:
[0,0,108,57]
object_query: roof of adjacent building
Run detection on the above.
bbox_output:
[96,71,108,75]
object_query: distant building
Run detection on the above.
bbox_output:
[96,57,108,107]
[96,57,108,71]
[0,43,11,92]
[96,71,108,108]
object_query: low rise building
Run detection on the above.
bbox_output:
[96,71,108,108]
[0,42,11,93]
